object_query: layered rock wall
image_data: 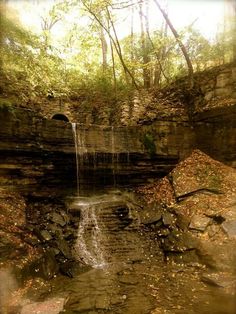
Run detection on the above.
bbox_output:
[194,105,236,167]
[1,103,235,194]
[0,107,183,194]
[29,63,236,125]
[0,73,235,194]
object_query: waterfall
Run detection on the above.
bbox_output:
[126,128,130,165]
[71,124,108,268]
[71,124,134,268]
[111,126,116,186]
[71,123,88,195]
[72,123,79,194]
[74,201,106,268]
[72,123,126,194]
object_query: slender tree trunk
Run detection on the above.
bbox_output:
[146,30,169,85]
[138,0,151,88]
[155,17,168,85]
[81,0,139,89]
[130,0,135,86]
[232,1,236,61]
[105,6,139,88]
[108,19,117,93]
[153,0,194,87]
[141,8,168,86]
[100,25,108,71]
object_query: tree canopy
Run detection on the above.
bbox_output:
[0,0,235,106]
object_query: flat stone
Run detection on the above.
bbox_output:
[201,272,236,290]
[57,238,71,258]
[189,215,211,231]
[139,210,162,225]
[40,230,52,241]
[222,220,236,237]
[162,212,175,226]
[50,212,66,227]
[169,150,229,198]
[30,250,59,280]
[162,231,197,252]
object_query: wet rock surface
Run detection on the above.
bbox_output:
[6,260,236,314]
[67,193,160,266]
[24,196,91,280]
[1,150,236,314]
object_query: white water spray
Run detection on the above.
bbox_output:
[74,202,106,268]
[72,123,80,194]
[71,123,88,195]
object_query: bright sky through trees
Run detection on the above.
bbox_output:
[8,0,225,41]
[2,0,234,104]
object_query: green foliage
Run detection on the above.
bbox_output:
[0,99,14,111]
[1,0,235,107]
[0,11,67,104]
[142,132,156,157]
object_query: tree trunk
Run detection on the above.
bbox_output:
[105,5,139,88]
[81,1,139,89]
[138,0,151,88]
[153,0,194,88]
[108,19,117,93]
[100,25,108,71]
[130,0,135,86]
[142,13,168,86]
[232,1,236,61]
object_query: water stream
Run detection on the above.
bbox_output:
[72,123,121,195]
[71,124,135,269]
[20,124,235,314]
[71,123,80,194]
[74,200,106,268]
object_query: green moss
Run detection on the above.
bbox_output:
[0,99,14,112]
[142,132,156,157]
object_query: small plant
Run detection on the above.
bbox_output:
[142,132,156,157]
[0,99,14,112]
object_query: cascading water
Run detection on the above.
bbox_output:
[74,201,106,267]
[71,123,134,269]
[72,123,80,194]
[71,123,107,268]
[111,126,117,186]
[71,123,88,195]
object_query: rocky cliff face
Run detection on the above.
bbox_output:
[0,105,192,195]
[1,100,235,196]
[194,105,236,167]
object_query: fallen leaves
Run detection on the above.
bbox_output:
[136,177,176,206]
